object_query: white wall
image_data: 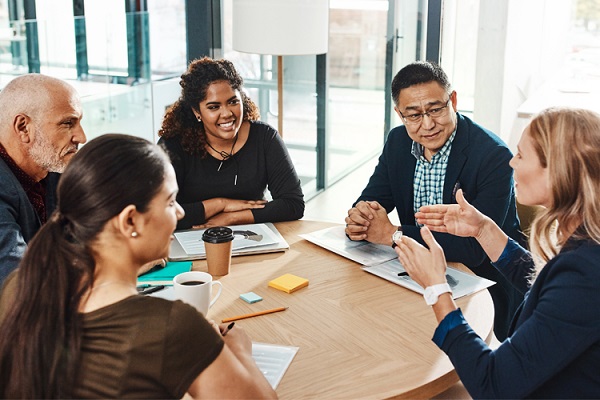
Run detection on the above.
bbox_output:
[442,0,574,151]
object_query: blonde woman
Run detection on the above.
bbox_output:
[395,107,600,398]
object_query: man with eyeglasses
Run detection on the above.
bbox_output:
[345,61,524,341]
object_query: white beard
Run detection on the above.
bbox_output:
[28,128,69,173]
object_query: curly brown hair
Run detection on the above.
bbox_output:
[158,57,260,155]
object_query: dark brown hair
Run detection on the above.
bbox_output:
[0,134,170,398]
[158,57,260,155]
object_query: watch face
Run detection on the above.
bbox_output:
[424,284,452,306]
[392,230,403,242]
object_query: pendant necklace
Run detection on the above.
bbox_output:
[207,134,238,171]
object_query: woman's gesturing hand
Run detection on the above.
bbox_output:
[395,226,448,289]
[415,189,486,238]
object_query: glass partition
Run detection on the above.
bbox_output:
[327,0,389,183]
[221,0,393,199]
[0,6,186,145]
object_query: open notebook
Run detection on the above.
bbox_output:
[168,223,289,261]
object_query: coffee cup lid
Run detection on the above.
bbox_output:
[202,226,234,243]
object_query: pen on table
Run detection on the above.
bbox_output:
[221,322,235,336]
[139,285,165,295]
[222,307,288,323]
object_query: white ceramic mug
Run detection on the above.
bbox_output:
[173,271,222,316]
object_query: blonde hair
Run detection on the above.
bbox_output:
[527,107,600,267]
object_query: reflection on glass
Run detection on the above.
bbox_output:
[0,5,186,147]
[327,1,388,184]
[222,0,390,198]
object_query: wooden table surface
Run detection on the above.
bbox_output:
[192,220,493,399]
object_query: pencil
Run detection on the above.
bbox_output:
[221,306,288,323]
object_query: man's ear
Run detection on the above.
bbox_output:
[14,114,32,144]
[450,90,458,112]
[115,204,140,239]
[393,106,402,119]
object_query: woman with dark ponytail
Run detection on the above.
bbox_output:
[0,134,276,399]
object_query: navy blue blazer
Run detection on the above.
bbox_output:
[0,158,59,283]
[441,237,600,398]
[355,113,522,269]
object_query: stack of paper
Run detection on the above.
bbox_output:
[301,226,495,299]
[169,223,289,261]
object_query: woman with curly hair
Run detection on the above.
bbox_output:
[158,57,304,229]
[396,107,600,398]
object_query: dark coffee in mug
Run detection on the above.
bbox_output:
[181,281,205,286]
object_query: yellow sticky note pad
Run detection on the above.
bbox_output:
[268,274,309,294]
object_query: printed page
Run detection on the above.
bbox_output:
[252,342,299,389]
[362,259,496,299]
[300,226,397,266]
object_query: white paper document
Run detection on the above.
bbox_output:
[176,223,280,254]
[299,225,398,266]
[252,342,299,389]
[301,226,495,298]
[362,259,495,299]
[169,223,289,261]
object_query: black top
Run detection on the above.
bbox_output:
[159,121,304,229]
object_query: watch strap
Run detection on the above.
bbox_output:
[424,283,452,306]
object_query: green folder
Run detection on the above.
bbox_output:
[137,261,192,285]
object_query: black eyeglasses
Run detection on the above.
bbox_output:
[399,99,451,125]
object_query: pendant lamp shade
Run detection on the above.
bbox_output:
[232,0,329,56]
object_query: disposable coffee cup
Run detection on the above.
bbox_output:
[173,271,222,316]
[202,226,234,276]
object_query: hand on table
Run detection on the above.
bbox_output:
[194,198,264,229]
[221,198,267,213]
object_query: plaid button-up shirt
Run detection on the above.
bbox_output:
[412,130,457,223]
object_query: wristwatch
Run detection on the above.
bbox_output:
[391,226,403,248]
[423,283,452,306]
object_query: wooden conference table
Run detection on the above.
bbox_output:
[192,220,494,399]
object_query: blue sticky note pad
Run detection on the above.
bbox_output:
[240,292,263,304]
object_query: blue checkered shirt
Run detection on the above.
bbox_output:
[412,130,457,222]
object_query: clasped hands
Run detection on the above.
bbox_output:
[345,200,397,245]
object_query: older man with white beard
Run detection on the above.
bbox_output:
[0,74,86,284]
